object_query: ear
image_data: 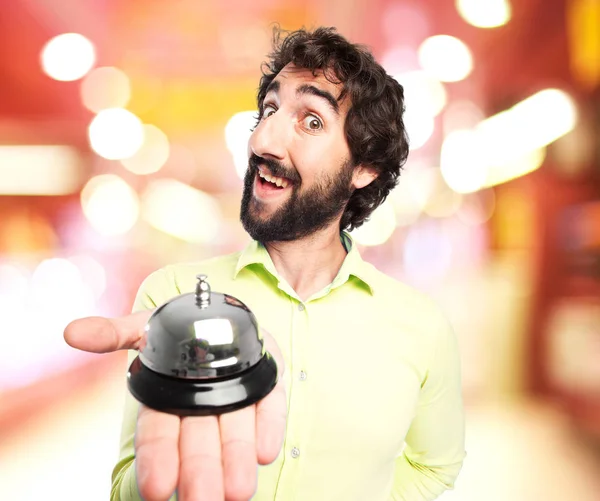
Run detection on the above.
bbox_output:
[352,165,378,190]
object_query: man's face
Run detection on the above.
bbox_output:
[240,64,357,242]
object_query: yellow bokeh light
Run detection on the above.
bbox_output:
[120,124,170,175]
[80,67,131,113]
[40,33,96,82]
[456,0,512,29]
[441,89,576,191]
[480,89,578,153]
[395,71,447,117]
[350,200,397,246]
[418,35,474,82]
[81,175,139,235]
[388,167,426,227]
[88,108,144,160]
[141,179,223,244]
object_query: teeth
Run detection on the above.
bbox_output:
[258,169,289,188]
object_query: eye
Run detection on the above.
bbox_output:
[262,104,277,119]
[302,114,323,131]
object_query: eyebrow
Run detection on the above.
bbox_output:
[264,80,340,116]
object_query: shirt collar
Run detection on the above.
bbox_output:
[233,232,374,295]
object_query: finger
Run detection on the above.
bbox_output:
[219,406,257,501]
[135,405,181,501]
[63,310,153,353]
[178,415,224,501]
[255,379,287,465]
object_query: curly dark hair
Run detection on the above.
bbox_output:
[256,26,410,231]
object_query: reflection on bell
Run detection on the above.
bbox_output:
[127,274,278,416]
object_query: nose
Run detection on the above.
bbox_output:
[248,112,288,161]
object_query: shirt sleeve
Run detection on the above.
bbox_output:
[390,303,466,500]
[110,267,179,501]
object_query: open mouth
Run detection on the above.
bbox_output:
[256,167,293,191]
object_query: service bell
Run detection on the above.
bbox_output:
[127,274,278,416]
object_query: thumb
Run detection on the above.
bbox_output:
[64,310,154,353]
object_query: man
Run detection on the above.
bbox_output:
[65,26,465,501]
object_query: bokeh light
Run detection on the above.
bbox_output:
[396,71,447,117]
[0,264,29,305]
[403,110,435,150]
[479,89,578,152]
[80,67,131,113]
[441,129,488,193]
[388,167,426,227]
[80,174,140,235]
[0,145,81,195]
[443,100,485,135]
[120,124,171,175]
[350,200,397,246]
[456,0,512,28]
[456,188,497,226]
[442,89,576,191]
[418,35,474,82]
[40,33,96,82]
[225,111,256,179]
[408,165,463,218]
[88,108,144,160]
[141,179,223,244]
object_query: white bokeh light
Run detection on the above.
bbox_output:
[40,33,96,82]
[81,174,140,235]
[440,129,488,193]
[225,111,257,179]
[88,108,144,160]
[456,0,512,28]
[418,35,474,83]
[403,110,435,150]
[396,71,447,117]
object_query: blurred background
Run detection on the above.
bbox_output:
[1,0,599,499]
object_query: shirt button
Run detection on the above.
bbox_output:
[299,370,307,381]
[297,303,305,311]
[291,447,300,458]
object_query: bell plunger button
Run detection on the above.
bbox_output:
[127,274,278,416]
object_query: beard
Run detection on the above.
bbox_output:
[240,154,355,243]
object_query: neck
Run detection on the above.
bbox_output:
[264,224,347,301]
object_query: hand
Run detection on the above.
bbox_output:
[64,311,287,501]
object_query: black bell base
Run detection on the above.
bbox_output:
[127,353,278,416]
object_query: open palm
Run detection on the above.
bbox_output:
[65,311,287,501]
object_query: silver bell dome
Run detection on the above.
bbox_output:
[127,274,278,416]
[140,274,264,379]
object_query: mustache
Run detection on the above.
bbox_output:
[248,154,301,183]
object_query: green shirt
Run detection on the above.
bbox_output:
[111,233,465,501]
